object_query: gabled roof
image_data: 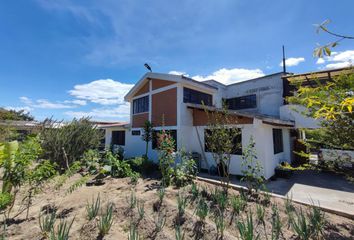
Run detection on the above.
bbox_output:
[124,72,218,101]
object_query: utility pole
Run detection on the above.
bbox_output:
[282,45,286,73]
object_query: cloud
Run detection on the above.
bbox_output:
[315,50,354,69]
[64,100,87,106]
[20,96,78,109]
[168,71,188,76]
[279,57,305,67]
[65,103,130,120]
[68,79,134,105]
[190,68,265,85]
[5,106,33,113]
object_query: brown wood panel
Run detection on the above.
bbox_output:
[132,113,149,128]
[134,81,149,97]
[152,88,177,127]
[192,109,253,126]
[152,79,175,90]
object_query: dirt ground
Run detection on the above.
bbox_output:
[2,174,354,240]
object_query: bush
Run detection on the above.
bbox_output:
[173,151,197,187]
[40,118,103,171]
[0,192,13,211]
[81,149,101,174]
[102,151,139,179]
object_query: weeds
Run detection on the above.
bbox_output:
[137,200,145,222]
[50,217,75,240]
[98,203,114,237]
[175,224,185,240]
[39,210,56,237]
[154,212,166,233]
[237,212,259,240]
[86,194,100,220]
[271,204,282,240]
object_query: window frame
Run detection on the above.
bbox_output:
[225,94,257,110]
[272,128,283,154]
[133,95,149,114]
[183,87,213,106]
[131,130,141,136]
[111,130,126,146]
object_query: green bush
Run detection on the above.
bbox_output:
[81,149,101,174]
[173,151,197,187]
[102,152,139,179]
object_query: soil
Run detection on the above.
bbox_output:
[1,174,354,239]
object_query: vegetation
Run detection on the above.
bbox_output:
[98,203,114,237]
[141,120,153,158]
[39,211,56,237]
[86,194,101,220]
[0,108,34,121]
[157,129,176,186]
[237,212,259,240]
[40,117,103,171]
[50,217,74,240]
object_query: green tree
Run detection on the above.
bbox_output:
[288,71,354,150]
[141,120,153,158]
[157,129,176,186]
[0,108,34,121]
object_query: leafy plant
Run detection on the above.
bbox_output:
[98,203,114,237]
[154,212,166,233]
[241,137,265,194]
[66,176,89,195]
[271,204,282,240]
[237,212,259,240]
[173,150,197,187]
[157,129,176,186]
[86,194,101,220]
[50,217,75,240]
[0,193,12,212]
[39,210,56,237]
[81,149,101,174]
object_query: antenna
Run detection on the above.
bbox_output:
[282,45,286,73]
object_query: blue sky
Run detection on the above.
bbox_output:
[1,0,353,121]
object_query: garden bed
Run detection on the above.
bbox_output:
[1,174,354,239]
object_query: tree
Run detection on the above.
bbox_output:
[141,120,153,158]
[287,70,354,150]
[204,105,241,193]
[313,19,354,57]
[0,108,34,121]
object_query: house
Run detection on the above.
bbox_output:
[99,71,303,179]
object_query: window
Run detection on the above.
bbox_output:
[183,87,213,106]
[133,96,149,114]
[273,129,283,154]
[204,129,242,155]
[131,130,141,136]
[111,130,125,146]
[152,130,177,151]
[99,129,106,150]
[226,94,257,110]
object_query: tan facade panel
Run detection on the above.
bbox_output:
[132,113,149,128]
[152,88,177,127]
[134,82,149,97]
[152,79,175,90]
[192,109,253,126]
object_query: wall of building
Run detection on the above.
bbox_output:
[224,73,284,117]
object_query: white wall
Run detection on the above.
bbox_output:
[225,73,284,117]
[280,105,320,129]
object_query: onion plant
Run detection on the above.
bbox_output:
[50,217,75,240]
[39,210,56,237]
[86,194,101,220]
[237,212,259,240]
[98,203,114,237]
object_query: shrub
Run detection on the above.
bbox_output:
[98,203,114,237]
[39,210,56,237]
[157,130,175,186]
[103,152,139,179]
[81,149,100,174]
[40,118,102,171]
[50,217,74,240]
[86,194,101,220]
[173,151,197,187]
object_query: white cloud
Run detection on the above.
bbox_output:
[168,71,188,76]
[65,103,130,120]
[64,99,87,106]
[315,50,354,69]
[316,58,325,64]
[5,106,33,113]
[190,68,265,85]
[69,79,134,105]
[279,57,305,67]
[20,96,78,109]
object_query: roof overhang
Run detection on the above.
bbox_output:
[186,103,295,128]
[97,122,130,129]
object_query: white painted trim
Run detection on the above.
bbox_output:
[150,83,178,95]
[131,92,149,100]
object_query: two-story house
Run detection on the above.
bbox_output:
[100,71,299,179]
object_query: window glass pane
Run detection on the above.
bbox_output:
[272,129,283,154]
[133,96,149,114]
[112,130,125,146]
[183,87,212,106]
[132,130,141,136]
[226,94,257,110]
